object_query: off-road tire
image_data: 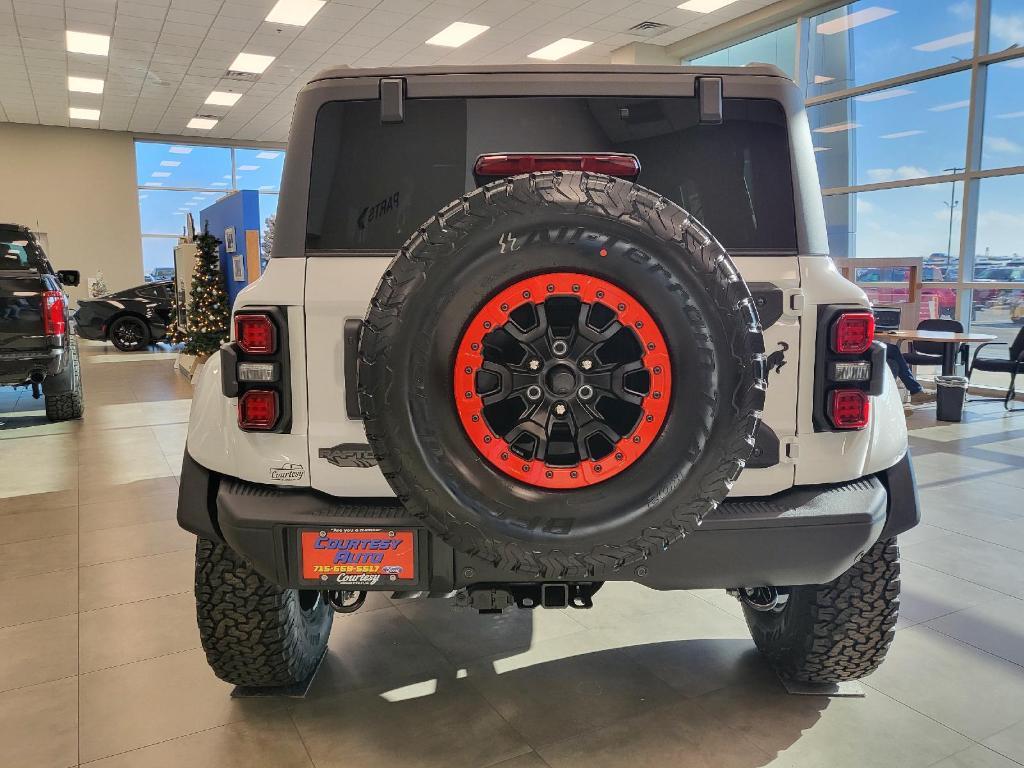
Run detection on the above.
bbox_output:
[44,336,84,421]
[743,537,900,682]
[194,537,333,687]
[359,171,766,579]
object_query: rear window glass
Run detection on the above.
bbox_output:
[0,230,45,271]
[306,96,797,254]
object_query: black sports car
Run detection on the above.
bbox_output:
[75,281,175,351]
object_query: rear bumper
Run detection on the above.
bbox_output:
[177,451,918,591]
[0,346,64,386]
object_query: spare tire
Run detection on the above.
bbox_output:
[359,172,765,579]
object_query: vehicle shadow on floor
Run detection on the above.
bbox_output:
[295,626,828,766]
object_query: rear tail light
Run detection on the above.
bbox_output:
[42,290,66,336]
[238,389,279,430]
[234,313,276,354]
[473,153,641,180]
[831,311,875,354]
[829,389,870,429]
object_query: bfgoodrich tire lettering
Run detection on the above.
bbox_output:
[358,172,766,578]
[743,537,901,682]
[194,537,333,687]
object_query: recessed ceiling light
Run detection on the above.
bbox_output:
[66,30,110,56]
[69,106,100,120]
[265,0,325,26]
[425,22,489,47]
[816,7,896,36]
[238,165,260,171]
[855,87,914,102]
[528,38,592,61]
[206,91,242,106]
[68,76,104,94]
[677,0,741,12]
[229,52,275,74]
[188,117,219,130]
[813,121,860,134]
[913,31,974,52]
[151,171,171,177]
[813,75,835,84]
[256,151,281,159]
[160,160,181,167]
[881,130,926,139]
[928,99,970,112]
[169,146,193,154]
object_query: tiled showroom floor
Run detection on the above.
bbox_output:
[2,342,1024,768]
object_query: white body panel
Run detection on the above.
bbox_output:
[187,254,908,497]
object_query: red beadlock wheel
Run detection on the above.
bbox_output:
[453,272,672,489]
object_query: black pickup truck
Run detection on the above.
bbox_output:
[1,223,84,421]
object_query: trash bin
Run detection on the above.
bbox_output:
[935,375,969,422]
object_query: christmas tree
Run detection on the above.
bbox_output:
[260,214,275,272]
[176,229,230,356]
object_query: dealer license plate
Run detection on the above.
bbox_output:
[300,528,416,587]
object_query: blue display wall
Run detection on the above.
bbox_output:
[198,190,261,304]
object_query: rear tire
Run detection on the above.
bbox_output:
[109,316,150,351]
[44,336,84,421]
[194,537,333,687]
[742,537,900,683]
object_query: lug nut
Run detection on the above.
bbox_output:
[580,358,593,371]
[578,384,594,401]
[554,402,567,416]
[526,385,542,401]
[528,358,541,371]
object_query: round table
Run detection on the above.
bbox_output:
[875,330,998,375]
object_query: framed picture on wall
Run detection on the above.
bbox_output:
[224,226,236,253]
[232,254,245,282]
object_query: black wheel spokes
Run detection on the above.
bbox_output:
[477,295,649,467]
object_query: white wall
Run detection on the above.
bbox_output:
[0,122,143,301]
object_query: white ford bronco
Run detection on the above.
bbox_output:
[178,63,919,689]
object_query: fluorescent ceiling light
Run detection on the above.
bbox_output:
[151,172,171,177]
[188,117,218,129]
[238,165,260,171]
[677,0,741,12]
[160,160,180,167]
[68,76,103,94]
[206,91,242,106]
[528,38,592,61]
[813,75,835,84]
[229,52,275,74]
[265,0,325,26]
[426,22,490,47]
[913,31,974,52]
[854,87,914,102]
[929,99,969,112]
[816,7,896,36]
[66,30,110,56]
[169,146,193,154]
[69,106,100,120]
[256,151,281,159]
[881,130,925,139]
[813,121,860,134]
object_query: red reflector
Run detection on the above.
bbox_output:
[238,389,278,430]
[474,153,641,179]
[831,311,875,354]
[829,389,870,429]
[42,290,66,336]
[234,313,276,354]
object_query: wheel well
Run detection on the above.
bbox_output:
[105,311,149,338]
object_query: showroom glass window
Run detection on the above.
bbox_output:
[685,0,1024,379]
[134,142,285,281]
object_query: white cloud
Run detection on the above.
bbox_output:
[986,136,1023,154]
[947,1,973,21]
[856,198,877,215]
[991,14,1024,47]
[866,166,931,183]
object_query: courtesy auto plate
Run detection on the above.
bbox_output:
[300,528,416,586]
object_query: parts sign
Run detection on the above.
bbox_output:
[300,528,415,582]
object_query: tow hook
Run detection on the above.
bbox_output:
[730,586,790,613]
[323,590,366,613]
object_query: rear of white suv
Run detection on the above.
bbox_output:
[178,65,918,690]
